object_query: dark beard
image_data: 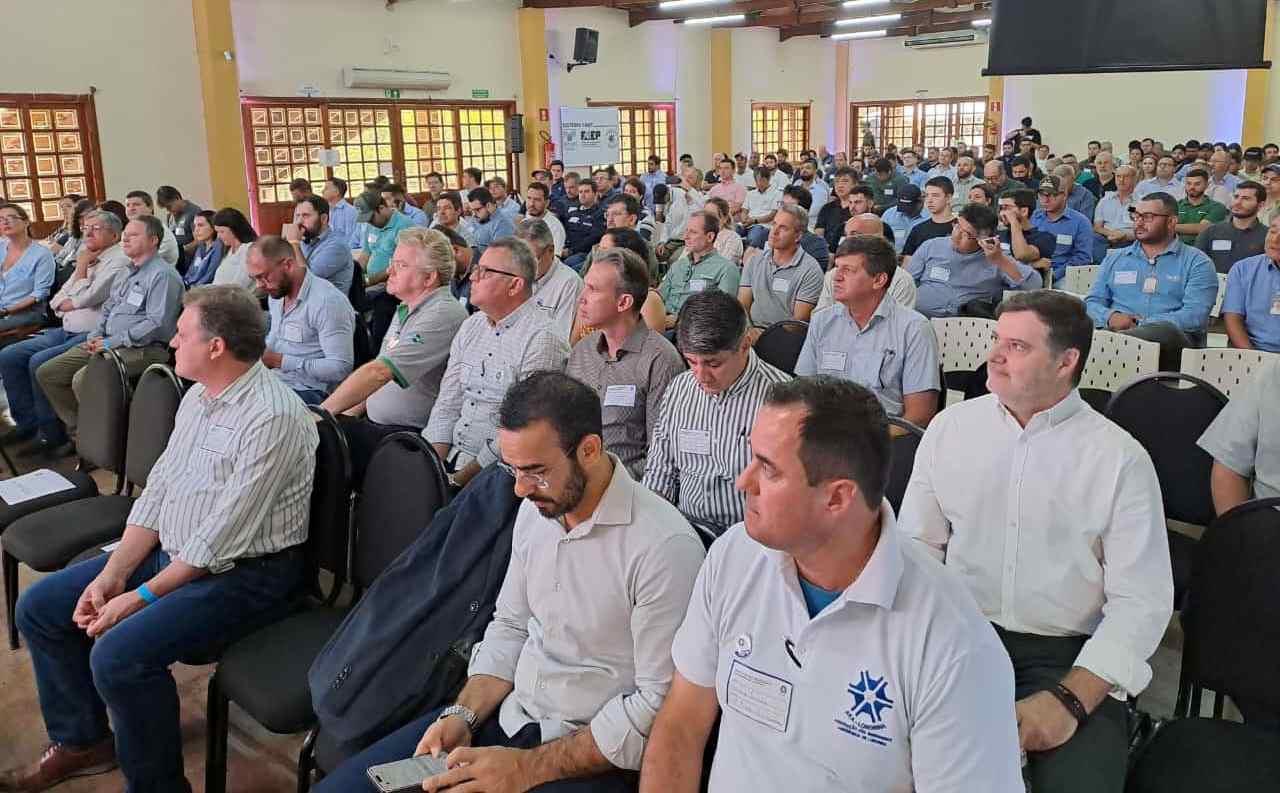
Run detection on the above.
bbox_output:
[301,225,320,244]
[529,459,587,519]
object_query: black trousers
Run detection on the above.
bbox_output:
[995,625,1128,793]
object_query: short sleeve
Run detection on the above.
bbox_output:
[795,263,823,305]
[669,550,719,688]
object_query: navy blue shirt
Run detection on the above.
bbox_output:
[565,202,607,255]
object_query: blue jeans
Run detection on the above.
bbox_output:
[315,708,637,793]
[294,388,328,405]
[743,224,769,250]
[16,545,304,793]
[0,327,85,436]
[563,252,590,273]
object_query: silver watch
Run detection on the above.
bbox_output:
[438,704,478,733]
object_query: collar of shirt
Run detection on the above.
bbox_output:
[197,360,268,411]
[488,295,538,331]
[276,269,315,317]
[994,388,1085,436]
[837,290,895,333]
[553,454,634,541]
[1118,236,1187,263]
[594,321,649,360]
[717,349,765,401]
[764,245,805,271]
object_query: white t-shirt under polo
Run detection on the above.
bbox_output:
[671,505,1023,793]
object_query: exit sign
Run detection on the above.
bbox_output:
[472,89,490,99]
[384,89,401,99]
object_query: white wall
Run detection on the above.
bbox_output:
[544,7,711,167]
[848,36,989,104]
[730,29,837,155]
[232,0,523,102]
[1,0,211,206]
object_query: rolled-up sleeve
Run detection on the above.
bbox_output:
[589,534,705,770]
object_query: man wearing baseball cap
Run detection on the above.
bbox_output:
[881,184,927,255]
[1241,147,1265,183]
[1031,175,1094,285]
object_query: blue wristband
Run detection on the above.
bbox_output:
[136,583,158,605]
[101,337,110,350]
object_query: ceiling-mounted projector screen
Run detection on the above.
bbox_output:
[984,0,1270,76]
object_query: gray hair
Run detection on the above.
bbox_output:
[676,290,748,355]
[182,285,268,362]
[486,237,537,292]
[1052,164,1076,183]
[395,227,455,284]
[134,214,165,245]
[775,203,808,231]
[514,218,555,258]
[88,210,123,236]
[1115,164,1137,178]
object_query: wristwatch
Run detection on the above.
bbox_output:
[438,704,478,733]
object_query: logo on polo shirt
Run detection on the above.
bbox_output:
[835,670,895,747]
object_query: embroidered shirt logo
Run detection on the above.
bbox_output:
[835,670,895,747]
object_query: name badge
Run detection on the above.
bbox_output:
[1211,239,1233,251]
[821,350,847,370]
[174,227,187,237]
[688,278,707,293]
[1271,293,1280,315]
[125,288,145,308]
[725,660,793,733]
[771,276,790,293]
[884,188,895,196]
[367,233,378,246]
[603,384,637,407]
[1142,276,1159,294]
[1055,233,1074,246]
[928,265,950,283]
[1114,271,1138,285]
[677,428,712,456]
[1000,242,1012,254]
[282,323,304,343]
[201,424,235,456]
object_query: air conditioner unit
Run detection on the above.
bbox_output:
[904,30,987,49]
[342,66,452,91]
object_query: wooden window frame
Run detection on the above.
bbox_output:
[240,96,518,231]
[750,102,811,159]
[584,101,678,178]
[850,96,991,155]
[0,92,106,238]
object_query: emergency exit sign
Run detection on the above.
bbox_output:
[472,89,490,99]
[384,89,401,99]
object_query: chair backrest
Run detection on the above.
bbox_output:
[683,513,724,551]
[124,364,184,488]
[75,350,132,477]
[352,314,373,369]
[930,317,995,378]
[352,432,449,588]
[1105,373,1228,526]
[1181,498,1280,715]
[753,320,808,375]
[885,417,924,513]
[1180,347,1277,399]
[1079,330,1160,394]
[301,407,354,602]
[962,362,990,400]
[1060,264,1100,295]
[1210,271,1227,319]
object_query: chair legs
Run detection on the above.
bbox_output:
[205,673,229,793]
[297,727,318,793]
[4,550,19,650]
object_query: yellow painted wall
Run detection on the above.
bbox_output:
[192,0,248,212]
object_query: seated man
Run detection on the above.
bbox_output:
[1195,181,1267,275]
[288,194,355,296]
[568,248,685,479]
[796,235,939,427]
[881,184,926,254]
[899,291,1174,793]
[1031,175,1094,285]
[1174,168,1228,244]
[643,290,790,531]
[5,285,319,793]
[383,183,428,227]
[425,238,570,489]
[866,157,909,214]
[563,180,607,272]
[948,155,986,212]
[1220,213,1280,352]
[1092,166,1139,262]
[315,372,705,793]
[244,236,355,405]
[581,193,660,282]
[322,228,466,483]
[515,217,582,341]
[429,191,475,246]
[357,192,417,349]
[815,214,916,312]
[123,190,180,266]
[998,188,1056,282]
[658,211,739,329]
[467,187,516,259]
[1084,193,1219,370]
[35,216,183,451]
[520,181,565,253]
[0,210,129,454]
[764,185,830,271]
[901,176,957,265]
[641,376,1022,793]
[737,205,822,339]
[1136,155,1185,201]
[736,167,782,251]
[1199,356,1279,515]
[486,176,522,218]
[908,204,1039,318]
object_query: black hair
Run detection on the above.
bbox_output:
[498,371,602,454]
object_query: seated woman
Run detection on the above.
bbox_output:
[706,196,743,266]
[0,203,56,344]
[210,207,258,290]
[40,194,83,256]
[184,210,224,287]
[570,227,666,345]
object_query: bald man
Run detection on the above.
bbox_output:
[816,214,917,312]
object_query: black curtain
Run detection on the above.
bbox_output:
[984,0,1270,76]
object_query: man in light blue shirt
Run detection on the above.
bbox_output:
[796,234,939,426]
[1084,193,1219,369]
[793,159,829,229]
[290,195,354,296]
[246,236,355,404]
[640,154,667,212]
[467,187,516,257]
[486,177,523,220]
[882,184,928,254]
[385,184,428,227]
[1136,156,1185,200]
[1032,174,1094,284]
[1060,166,1097,221]
[323,177,357,245]
[901,149,929,189]
[908,204,1039,318]
[1221,215,1280,352]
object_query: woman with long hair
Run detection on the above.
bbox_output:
[210,207,258,290]
[184,210,224,287]
[0,203,56,341]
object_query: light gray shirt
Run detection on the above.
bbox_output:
[366,288,467,428]
[424,298,570,467]
[531,260,583,342]
[94,253,185,349]
[1197,357,1280,500]
[740,245,824,327]
[128,361,319,573]
[266,271,355,394]
[469,457,705,771]
[301,228,355,297]
[1094,191,1138,234]
[53,242,131,334]
[795,295,940,418]
[907,237,1037,318]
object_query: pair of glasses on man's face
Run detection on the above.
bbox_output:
[1126,207,1173,223]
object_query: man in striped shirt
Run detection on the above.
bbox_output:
[7,285,319,793]
[644,290,790,531]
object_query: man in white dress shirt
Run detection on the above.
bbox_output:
[899,290,1173,793]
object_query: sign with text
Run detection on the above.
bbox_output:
[558,107,619,166]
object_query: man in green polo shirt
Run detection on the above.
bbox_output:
[866,157,910,214]
[356,189,419,348]
[1175,168,1228,243]
[658,211,739,329]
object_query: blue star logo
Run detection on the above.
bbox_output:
[847,670,894,726]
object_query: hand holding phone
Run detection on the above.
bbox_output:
[367,754,450,793]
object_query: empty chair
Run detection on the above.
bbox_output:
[885,417,924,514]
[1180,347,1277,399]
[752,319,808,375]
[1077,330,1160,413]
[1060,264,1101,295]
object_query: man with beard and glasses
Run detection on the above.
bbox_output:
[245,235,354,404]
[284,195,355,296]
[313,371,704,793]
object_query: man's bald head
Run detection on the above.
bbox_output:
[848,213,885,238]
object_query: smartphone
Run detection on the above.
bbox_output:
[366,754,449,793]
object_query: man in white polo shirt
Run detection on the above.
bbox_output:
[641,377,1022,793]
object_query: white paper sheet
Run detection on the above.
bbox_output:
[0,468,76,505]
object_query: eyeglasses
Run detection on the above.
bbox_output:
[495,461,550,490]
[1127,209,1173,222]
[470,266,522,281]
[0,214,25,225]
[82,224,105,234]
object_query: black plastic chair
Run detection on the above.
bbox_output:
[683,513,725,551]
[1126,498,1280,792]
[2,363,183,649]
[1105,373,1227,609]
[960,362,991,401]
[207,431,449,793]
[753,320,808,375]
[885,417,924,514]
